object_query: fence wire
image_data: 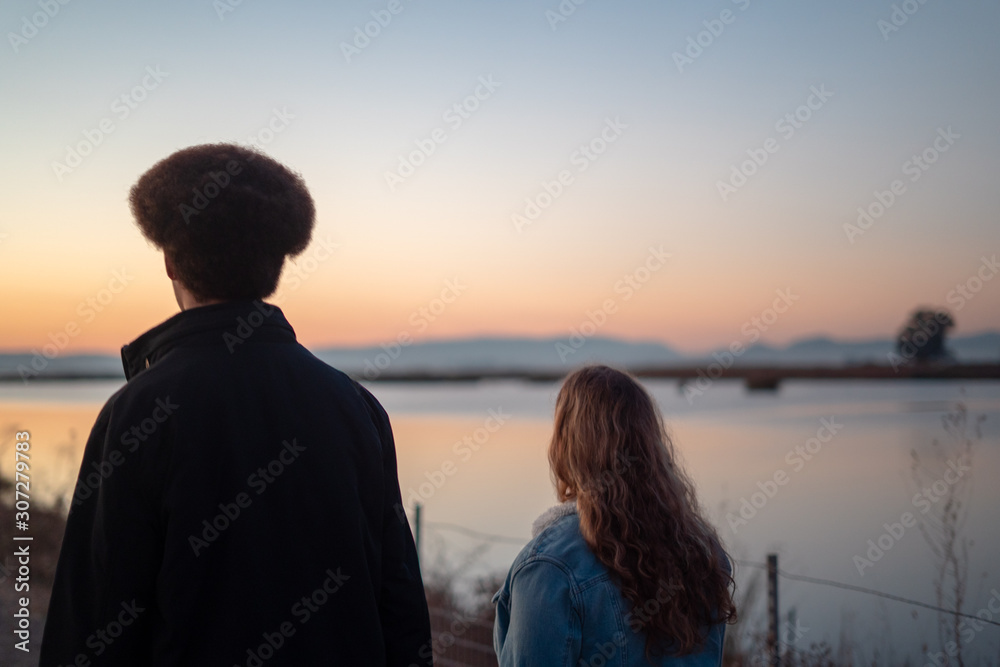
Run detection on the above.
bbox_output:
[419,519,999,666]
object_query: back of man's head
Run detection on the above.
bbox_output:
[129,143,315,301]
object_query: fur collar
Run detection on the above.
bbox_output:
[531,501,577,538]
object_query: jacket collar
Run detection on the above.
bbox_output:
[120,300,295,380]
[531,501,577,538]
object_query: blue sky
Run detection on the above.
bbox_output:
[1,0,998,352]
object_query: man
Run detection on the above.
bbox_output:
[40,144,432,665]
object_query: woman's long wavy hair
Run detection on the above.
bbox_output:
[549,365,737,657]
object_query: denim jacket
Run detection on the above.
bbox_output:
[493,503,726,667]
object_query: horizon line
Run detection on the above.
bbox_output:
[1,328,997,359]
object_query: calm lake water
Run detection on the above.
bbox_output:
[2,378,998,664]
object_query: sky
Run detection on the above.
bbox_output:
[1,0,998,355]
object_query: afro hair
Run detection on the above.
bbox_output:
[129,143,315,301]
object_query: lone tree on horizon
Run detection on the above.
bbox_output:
[895,308,955,363]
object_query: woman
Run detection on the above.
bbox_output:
[494,365,736,666]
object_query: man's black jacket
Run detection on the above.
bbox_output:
[39,301,432,666]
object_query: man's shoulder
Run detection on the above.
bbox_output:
[291,347,387,417]
[114,341,387,425]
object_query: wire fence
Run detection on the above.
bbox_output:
[418,515,999,667]
[427,606,498,667]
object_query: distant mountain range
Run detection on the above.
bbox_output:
[320,333,1000,373]
[1,332,998,380]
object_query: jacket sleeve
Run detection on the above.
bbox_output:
[494,559,581,667]
[39,394,160,666]
[356,382,434,666]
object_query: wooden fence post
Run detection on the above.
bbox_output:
[767,553,780,667]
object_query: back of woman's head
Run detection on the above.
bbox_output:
[549,365,736,656]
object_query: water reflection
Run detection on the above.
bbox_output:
[1,380,998,663]
[0,403,96,508]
